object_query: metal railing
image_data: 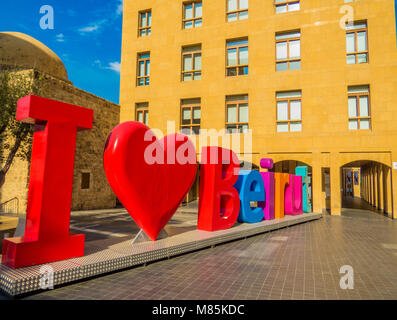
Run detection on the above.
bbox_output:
[0,197,20,216]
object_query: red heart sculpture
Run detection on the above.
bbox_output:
[103,122,197,241]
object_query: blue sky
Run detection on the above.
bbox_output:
[0,0,122,104]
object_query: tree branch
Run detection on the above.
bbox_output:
[0,137,22,188]
[0,124,7,137]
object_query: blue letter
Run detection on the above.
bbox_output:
[234,170,265,223]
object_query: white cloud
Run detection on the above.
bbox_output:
[93,60,121,74]
[78,19,108,35]
[106,62,121,73]
[79,24,100,33]
[56,33,65,42]
[116,0,123,15]
[77,2,122,36]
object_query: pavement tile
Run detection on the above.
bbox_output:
[0,201,395,300]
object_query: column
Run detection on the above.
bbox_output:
[369,170,372,203]
[321,169,327,212]
[371,167,376,207]
[368,168,372,205]
[363,170,367,201]
[312,154,322,214]
[374,166,377,206]
[386,166,393,217]
[392,167,397,219]
[378,165,384,211]
[330,154,341,216]
[374,166,379,208]
[367,170,370,202]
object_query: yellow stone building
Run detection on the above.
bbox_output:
[120,0,397,217]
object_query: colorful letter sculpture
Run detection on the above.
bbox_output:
[234,171,265,223]
[2,95,93,269]
[197,147,240,231]
[285,175,303,216]
[274,173,290,219]
[296,166,312,213]
[1,93,312,269]
[103,122,197,241]
[258,159,275,220]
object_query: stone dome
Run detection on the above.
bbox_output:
[0,32,68,81]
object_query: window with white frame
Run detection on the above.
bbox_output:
[276,91,302,132]
[348,85,370,130]
[275,0,300,14]
[346,22,368,65]
[138,10,152,37]
[183,1,202,29]
[227,0,248,22]
[136,103,149,125]
[137,52,150,86]
[181,98,201,135]
[276,31,301,71]
[226,38,248,76]
[182,45,202,81]
[226,95,249,133]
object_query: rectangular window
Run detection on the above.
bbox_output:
[275,0,300,13]
[182,45,202,81]
[226,38,248,77]
[276,91,302,132]
[136,103,149,125]
[181,99,201,135]
[226,95,249,133]
[137,52,150,86]
[81,172,91,190]
[227,0,248,22]
[348,85,370,130]
[183,1,202,29]
[276,31,301,71]
[346,22,368,65]
[138,10,152,37]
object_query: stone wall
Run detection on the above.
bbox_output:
[0,157,30,214]
[0,69,32,214]
[0,69,120,214]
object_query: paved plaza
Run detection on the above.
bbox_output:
[1,199,397,300]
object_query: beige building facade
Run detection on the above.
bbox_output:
[119,0,397,218]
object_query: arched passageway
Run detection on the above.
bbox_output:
[341,160,392,218]
[271,160,311,175]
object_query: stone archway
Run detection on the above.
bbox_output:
[271,160,312,175]
[340,160,392,217]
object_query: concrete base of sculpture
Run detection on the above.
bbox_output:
[0,213,322,297]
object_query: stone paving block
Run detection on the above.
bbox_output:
[0,213,321,297]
